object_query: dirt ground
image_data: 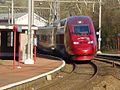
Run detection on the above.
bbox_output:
[90,75,120,90]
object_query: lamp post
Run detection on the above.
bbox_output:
[97,0,102,54]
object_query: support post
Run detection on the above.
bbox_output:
[24,0,34,64]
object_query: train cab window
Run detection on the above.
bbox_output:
[73,25,90,35]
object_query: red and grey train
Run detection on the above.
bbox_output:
[37,16,97,61]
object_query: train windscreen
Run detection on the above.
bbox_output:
[73,25,89,35]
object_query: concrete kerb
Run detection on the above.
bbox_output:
[0,60,65,90]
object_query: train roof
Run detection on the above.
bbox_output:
[69,16,91,19]
[67,16,92,21]
[59,16,92,26]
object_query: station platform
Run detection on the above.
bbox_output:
[0,55,65,90]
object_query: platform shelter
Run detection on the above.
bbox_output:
[0,13,47,66]
[0,25,38,64]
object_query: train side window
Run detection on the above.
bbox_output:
[48,35,52,43]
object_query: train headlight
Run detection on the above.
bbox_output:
[73,42,79,45]
[88,40,94,44]
[78,21,82,24]
[51,46,55,50]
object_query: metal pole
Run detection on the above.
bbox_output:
[24,0,34,64]
[92,3,95,13]
[32,0,34,25]
[97,0,102,53]
[28,0,32,59]
[8,6,10,24]
[13,25,17,69]
[11,0,14,47]
[12,0,15,69]
[34,31,37,64]
[11,0,14,24]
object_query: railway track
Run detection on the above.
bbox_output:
[34,60,98,90]
[37,54,120,90]
[84,54,120,90]
[8,53,120,90]
[96,54,120,67]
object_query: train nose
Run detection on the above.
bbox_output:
[82,49,93,55]
[71,46,94,55]
[73,55,95,61]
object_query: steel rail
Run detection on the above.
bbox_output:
[96,54,120,67]
[97,54,120,61]
[76,62,98,90]
[37,59,76,90]
[37,60,98,90]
